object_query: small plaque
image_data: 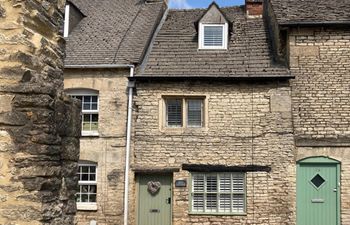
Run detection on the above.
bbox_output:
[175,179,187,187]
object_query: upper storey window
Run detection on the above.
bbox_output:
[197,2,230,50]
[199,24,228,49]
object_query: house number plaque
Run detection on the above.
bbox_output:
[175,179,187,187]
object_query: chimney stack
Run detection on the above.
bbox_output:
[245,0,263,18]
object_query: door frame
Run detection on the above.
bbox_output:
[296,156,341,225]
[136,173,173,225]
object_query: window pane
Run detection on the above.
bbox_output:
[81,194,89,202]
[89,185,97,193]
[206,193,217,212]
[82,166,89,173]
[166,99,182,127]
[83,103,91,110]
[81,185,89,193]
[219,194,231,212]
[192,193,204,212]
[204,26,223,47]
[206,175,217,192]
[89,194,96,202]
[89,174,96,181]
[90,166,96,173]
[187,99,203,127]
[232,194,245,213]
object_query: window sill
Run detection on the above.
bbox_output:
[189,212,247,216]
[77,203,97,211]
[81,131,99,137]
[160,127,209,134]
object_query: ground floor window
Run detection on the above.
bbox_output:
[76,163,97,210]
[191,172,246,214]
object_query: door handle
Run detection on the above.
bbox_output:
[333,188,337,192]
[166,197,171,204]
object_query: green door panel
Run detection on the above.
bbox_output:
[137,174,172,225]
[297,161,340,225]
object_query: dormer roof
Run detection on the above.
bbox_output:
[194,2,232,32]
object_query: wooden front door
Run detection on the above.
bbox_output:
[297,157,340,225]
[137,174,172,225]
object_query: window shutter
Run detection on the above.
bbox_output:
[166,99,182,127]
[232,174,245,193]
[204,26,223,47]
[232,194,245,213]
[187,99,203,127]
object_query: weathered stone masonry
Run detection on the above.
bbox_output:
[131,80,296,225]
[289,27,350,224]
[64,69,129,225]
[0,1,80,225]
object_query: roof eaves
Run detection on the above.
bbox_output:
[279,20,350,27]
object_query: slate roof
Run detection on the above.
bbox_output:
[140,7,290,78]
[270,0,350,25]
[65,0,165,66]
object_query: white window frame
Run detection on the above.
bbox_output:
[199,23,228,50]
[164,97,205,128]
[63,4,70,38]
[190,172,246,215]
[66,89,99,136]
[76,163,98,211]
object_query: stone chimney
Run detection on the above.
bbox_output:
[246,0,263,18]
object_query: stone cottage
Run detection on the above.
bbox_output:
[131,1,296,225]
[62,0,167,224]
[62,0,350,225]
[266,0,350,224]
[129,0,350,225]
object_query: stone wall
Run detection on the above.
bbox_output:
[0,1,80,225]
[289,27,350,224]
[289,27,350,146]
[132,80,295,225]
[64,69,129,225]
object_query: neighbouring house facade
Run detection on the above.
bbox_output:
[62,0,166,224]
[63,0,350,225]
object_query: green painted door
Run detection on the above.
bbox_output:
[137,174,172,225]
[297,158,340,225]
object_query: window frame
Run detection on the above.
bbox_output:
[76,163,98,211]
[66,89,99,137]
[163,97,205,129]
[199,23,228,50]
[189,172,247,215]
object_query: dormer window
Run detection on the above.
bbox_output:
[199,23,228,49]
[196,2,230,50]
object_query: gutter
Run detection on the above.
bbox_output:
[64,64,134,69]
[279,21,350,28]
[124,65,135,225]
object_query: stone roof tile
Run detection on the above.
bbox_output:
[65,0,165,66]
[141,7,290,78]
[270,0,350,25]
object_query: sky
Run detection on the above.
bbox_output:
[169,0,245,9]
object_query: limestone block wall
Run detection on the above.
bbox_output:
[132,80,296,225]
[289,27,350,145]
[64,69,129,225]
[289,27,350,224]
[0,0,80,225]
